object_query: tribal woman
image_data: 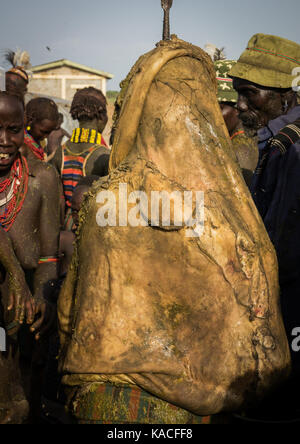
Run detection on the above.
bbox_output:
[0,92,61,423]
[22,98,60,162]
[51,87,110,229]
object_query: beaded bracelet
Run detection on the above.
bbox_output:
[38,256,60,265]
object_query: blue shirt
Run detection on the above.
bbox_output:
[252,105,300,284]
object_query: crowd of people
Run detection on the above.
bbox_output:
[0,31,299,424]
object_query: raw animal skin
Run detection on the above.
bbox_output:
[58,36,291,416]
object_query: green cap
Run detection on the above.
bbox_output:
[229,33,300,89]
[215,60,238,103]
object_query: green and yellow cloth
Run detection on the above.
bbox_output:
[215,60,238,103]
[67,382,211,424]
[229,33,300,89]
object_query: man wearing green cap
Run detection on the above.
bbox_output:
[215,60,258,187]
[230,34,300,378]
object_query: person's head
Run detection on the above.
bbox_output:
[232,79,296,134]
[219,103,240,135]
[71,175,99,229]
[0,92,24,174]
[70,87,108,133]
[215,60,240,135]
[5,68,29,100]
[25,98,60,143]
[230,34,300,134]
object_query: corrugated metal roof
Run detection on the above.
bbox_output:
[32,59,114,79]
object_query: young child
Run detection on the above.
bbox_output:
[22,98,60,162]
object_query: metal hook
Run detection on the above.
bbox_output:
[161,0,174,41]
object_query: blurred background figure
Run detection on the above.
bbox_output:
[215,59,258,188]
[4,50,31,101]
[51,87,110,231]
[46,113,70,162]
[22,98,60,162]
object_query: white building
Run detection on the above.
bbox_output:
[29,59,114,101]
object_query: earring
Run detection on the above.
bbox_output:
[283,100,288,113]
[27,126,31,131]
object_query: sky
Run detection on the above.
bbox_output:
[0,0,299,90]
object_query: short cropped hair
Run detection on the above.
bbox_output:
[70,87,107,122]
[26,97,59,124]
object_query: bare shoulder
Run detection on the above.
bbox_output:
[88,145,111,176]
[49,144,64,174]
[94,145,111,156]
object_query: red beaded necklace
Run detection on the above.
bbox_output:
[0,155,29,231]
[0,175,12,194]
[24,130,46,161]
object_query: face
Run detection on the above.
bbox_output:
[71,186,89,229]
[219,103,240,135]
[29,118,58,143]
[233,78,284,133]
[5,73,28,99]
[0,95,24,174]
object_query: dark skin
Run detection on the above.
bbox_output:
[233,78,298,134]
[219,102,259,188]
[219,103,240,136]
[21,116,59,162]
[46,114,70,161]
[59,186,89,276]
[59,231,75,277]
[26,118,59,145]
[0,95,60,339]
[5,72,28,100]
[71,186,88,229]
[51,117,110,178]
[0,227,34,324]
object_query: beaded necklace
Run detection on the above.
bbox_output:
[24,130,46,161]
[70,128,105,146]
[231,130,245,140]
[0,155,29,231]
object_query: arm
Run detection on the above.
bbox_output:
[49,144,63,176]
[0,227,34,324]
[30,164,61,339]
[59,231,75,276]
[89,148,110,177]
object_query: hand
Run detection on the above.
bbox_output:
[30,299,56,340]
[7,273,35,325]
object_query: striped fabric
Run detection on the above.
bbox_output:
[69,382,211,425]
[61,145,98,207]
[254,118,300,177]
[270,119,300,155]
